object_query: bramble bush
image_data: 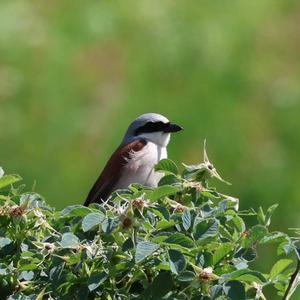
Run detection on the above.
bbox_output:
[0,147,300,300]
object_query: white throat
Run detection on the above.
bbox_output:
[115,140,168,190]
[137,132,171,147]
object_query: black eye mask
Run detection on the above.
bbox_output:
[135,121,182,135]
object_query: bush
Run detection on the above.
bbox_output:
[0,149,299,299]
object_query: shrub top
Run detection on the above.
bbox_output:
[0,149,299,300]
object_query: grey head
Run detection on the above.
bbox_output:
[121,113,182,146]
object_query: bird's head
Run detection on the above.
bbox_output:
[122,113,183,147]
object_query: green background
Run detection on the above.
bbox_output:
[1,1,300,296]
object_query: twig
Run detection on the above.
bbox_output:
[283,259,300,300]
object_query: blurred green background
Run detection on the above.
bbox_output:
[1,0,300,295]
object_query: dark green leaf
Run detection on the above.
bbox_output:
[168,249,186,274]
[177,270,196,282]
[194,220,219,241]
[87,272,108,291]
[224,281,246,300]
[142,272,173,299]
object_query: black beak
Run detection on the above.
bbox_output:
[164,123,183,133]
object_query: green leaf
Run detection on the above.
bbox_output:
[142,271,173,299]
[155,159,178,175]
[0,174,22,189]
[19,270,34,281]
[102,218,119,234]
[182,209,192,231]
[265,204,279,226]
[60,233,79,249]
[270,259,293,281]
[260,232,287,244]
[61,205,91,217]
[0,237,12,249]
[257,206,266,225]
[168,249,186,274]
[0,167,4,178]
[194,220,219,241]
[213,243,234,265]
[224,281,246,300]
[150,185,180,201]
[177,270,196,282]
[87,272,108,291]
[135,241,159,263]
[224,269,266,284]
[164,233,194,248]
[82,212,105,232]
[242,225,268,247]
[231,216,245,233]
[158,174,180,186]
[156,219,175,229]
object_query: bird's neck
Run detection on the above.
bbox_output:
[137,132,171,147]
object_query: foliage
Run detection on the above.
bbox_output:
[0,151,300,300]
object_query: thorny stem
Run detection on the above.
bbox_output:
[283,259,300,300]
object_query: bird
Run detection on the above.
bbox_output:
[84,113,183,206]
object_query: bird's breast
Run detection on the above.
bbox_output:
[116,142,167,189]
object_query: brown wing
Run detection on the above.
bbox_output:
[84,139,147,206]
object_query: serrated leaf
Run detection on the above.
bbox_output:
[156,219,175,229]
[150,185,180,201]
[0,174,22,189]
[213,243,234,265]
[19,270,34,281]
[0,237,12,249]
[270,259,293,281]
[88,272,108,291]
[60,233,79,249]
[231,216,245,233]
[182,209,191,231]
[265,204,278,226]
[142,271,173,298]
[194,220,219,241]
[82,212,105,232]
[224,269,266,284]
[168,249,186,274]
[158,174,180,186]
[224,281,246,300]
[135,241,159,263]
[61,205,91,217]
[260,232,287,244]
[164,233,194,248]
[155,158,178,175]
[177,270,196,282]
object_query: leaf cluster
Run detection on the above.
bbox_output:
[0,156,299,300]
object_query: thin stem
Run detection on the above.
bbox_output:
[283,259,300,300]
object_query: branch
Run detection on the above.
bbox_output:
[283,259,300,300]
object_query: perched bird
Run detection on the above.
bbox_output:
[84,113,183,206]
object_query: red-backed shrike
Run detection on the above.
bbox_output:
[84,113,182,206]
